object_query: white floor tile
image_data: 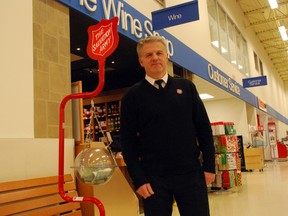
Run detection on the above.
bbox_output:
[140,160,288,216]
[209,161,288,216]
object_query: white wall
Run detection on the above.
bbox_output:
[0,139,75,182]
[204,98,250,144]
[277,121,287,140]
[0,0,34,138]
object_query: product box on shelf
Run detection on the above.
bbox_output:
[222,170,239,189]
[216,154,229,170]
[235,170,242,186]
[211,122,225,136]
[221,171,231,189]
[224,122,237,135]
[211,121,237,136]
[216,153,240,171]
[226,153,238,170]
[214,135,239,153]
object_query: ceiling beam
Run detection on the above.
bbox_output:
[274,61,288,65]
[271,56,288,61]
[260,36,282,43]
[279,74,288,78]
[256,27,278,35]
[248,15,288,28]
[275,65,288,70]
[242,2,288,15]
[267,49,288,55]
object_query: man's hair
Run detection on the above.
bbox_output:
[136,36,167,57]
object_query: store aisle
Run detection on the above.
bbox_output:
[140,161,288,216]
[208,161,288,216]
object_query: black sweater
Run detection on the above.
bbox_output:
[120,75,215,189]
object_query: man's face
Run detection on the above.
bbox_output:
[138,41,168,79]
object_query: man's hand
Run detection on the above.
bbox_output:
[136,183,154,199]
[204,172,215,186]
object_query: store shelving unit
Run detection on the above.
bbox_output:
[81,89,126,144]
[211,122,242,190]
[83,100,121,142]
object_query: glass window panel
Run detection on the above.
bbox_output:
[235,29,244,72]
[207,0,220,52]
[238,36,247,75]
[227,17,237,66]
[242,40,250,77]
[217,4,229,60]
[259,59,264,75]
[254,51,259,72]
[207,0,251,77]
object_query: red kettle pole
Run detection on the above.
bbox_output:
[58,16,119,216]
[58,60,106,216]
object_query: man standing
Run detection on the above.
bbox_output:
[120,36,215,216]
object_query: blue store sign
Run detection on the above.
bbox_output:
[243,76,267,88]
[151,1,199,30]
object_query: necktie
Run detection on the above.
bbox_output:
[155,79,164,90]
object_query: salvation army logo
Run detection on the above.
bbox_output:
[87,17,119,61]
[91,23,113,56]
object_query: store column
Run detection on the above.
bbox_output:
[33,0,72,138]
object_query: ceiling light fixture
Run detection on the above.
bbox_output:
[279,26,288,41]
[199,93,214,100]
[268,0,278,9]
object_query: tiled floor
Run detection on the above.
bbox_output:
[140,160,288,216]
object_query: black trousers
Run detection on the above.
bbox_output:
[143,170,210,216]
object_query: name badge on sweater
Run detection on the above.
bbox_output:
[177,89,183,94]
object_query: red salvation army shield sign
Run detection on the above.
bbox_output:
[87,17,119,61]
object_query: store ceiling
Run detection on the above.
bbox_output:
[236,0,288,81]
